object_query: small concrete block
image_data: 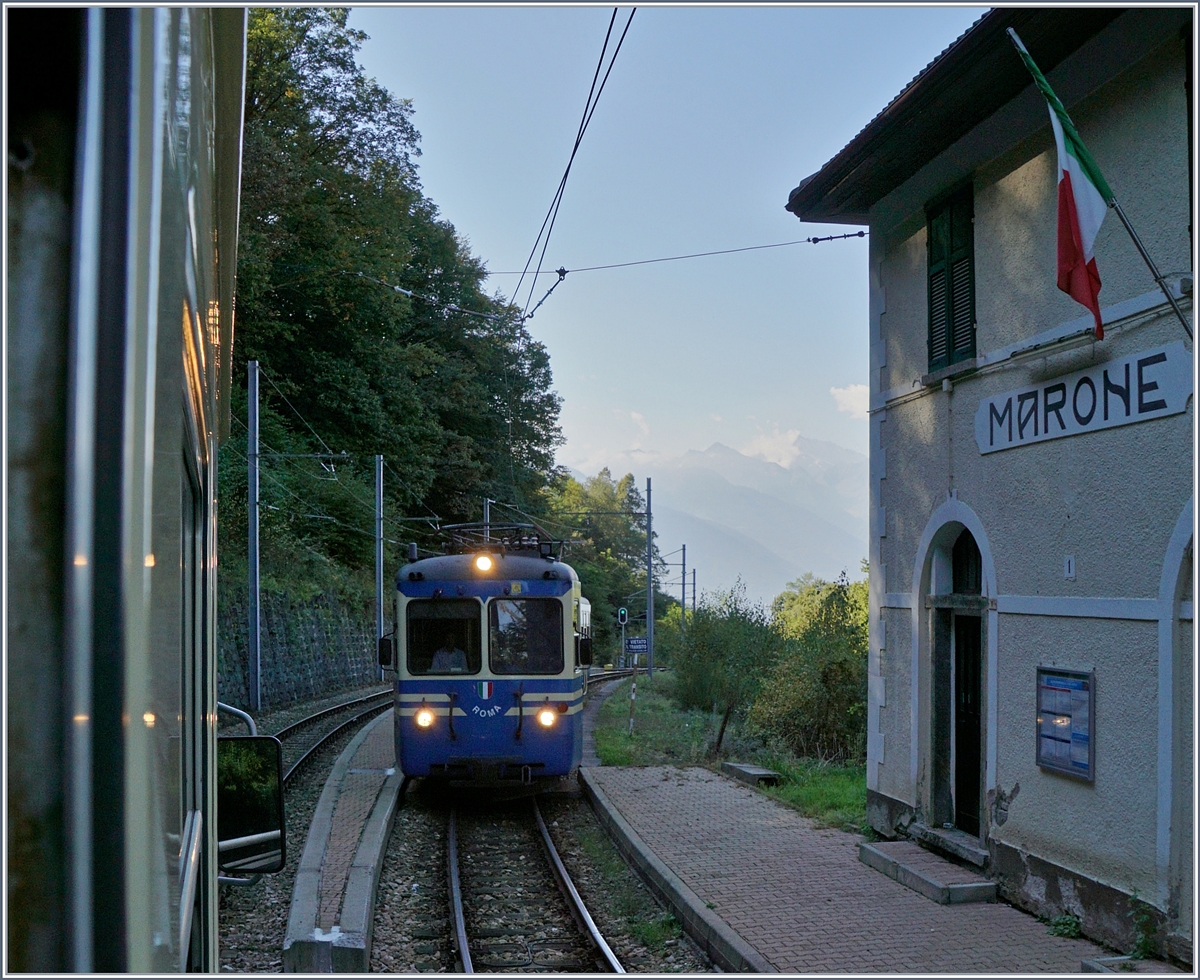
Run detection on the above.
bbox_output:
[859,841,995,905]
[720,762,781,787]
[1082,955,1186,973]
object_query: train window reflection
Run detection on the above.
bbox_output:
[407,599,482,675]
[489,599,563,675]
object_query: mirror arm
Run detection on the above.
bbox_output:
[218,874,263,887]
[217,701,257,736]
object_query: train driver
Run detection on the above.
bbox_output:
[431,631,468,673]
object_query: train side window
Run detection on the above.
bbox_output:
[406,599,482,675]
[489,599,563,675]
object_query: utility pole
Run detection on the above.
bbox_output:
[484,497,492,541]
[645,477,653,674]
[693,569,697,615]
[680,543,687,636]
[376,455,384,681]
[248,361,261,711]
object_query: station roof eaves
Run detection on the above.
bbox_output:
[785,8,1127,225]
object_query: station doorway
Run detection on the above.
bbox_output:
[931,528,984,838]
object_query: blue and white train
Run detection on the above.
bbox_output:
[380,530,593,791]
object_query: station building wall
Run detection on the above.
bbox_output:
[862,16,1193,957]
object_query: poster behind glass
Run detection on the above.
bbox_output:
[1035,668,1094,781]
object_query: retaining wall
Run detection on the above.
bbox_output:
[218,590,378,710]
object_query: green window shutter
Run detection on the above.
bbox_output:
[927,186,975,372]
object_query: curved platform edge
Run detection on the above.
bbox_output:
[283,712,403,973]
[578,767,776,974]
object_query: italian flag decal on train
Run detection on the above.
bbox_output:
[476,681,494,699]
[1009,29,1113,338]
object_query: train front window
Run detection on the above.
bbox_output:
[489,599,563,675]
[407,599,481,675]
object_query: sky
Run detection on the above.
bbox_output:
[350,5,984,474]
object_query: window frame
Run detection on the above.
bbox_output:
[487,597,565,676]
[926,183,976,374]
[405,598,483,676]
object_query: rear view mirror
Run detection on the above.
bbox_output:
[378,635,394,668]
[577,636,593,666]
[217,736,285,874]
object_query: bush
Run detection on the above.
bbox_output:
[749,572,868,763]
[670,581,784,754]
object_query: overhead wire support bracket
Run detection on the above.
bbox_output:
[521,268,568,322]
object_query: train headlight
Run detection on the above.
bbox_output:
[537,707,557,728]
[474,553,493,572]
[415,707,436,728]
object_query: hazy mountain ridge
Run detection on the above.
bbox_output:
[570,439,868,607]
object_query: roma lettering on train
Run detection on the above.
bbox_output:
[974,342,1191,455]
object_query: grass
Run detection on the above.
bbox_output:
[591,671,867,831]
[568,808,682,949]
[1047,913,1083,939]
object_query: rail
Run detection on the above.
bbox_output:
[533,798,625,972]
[446,803,623,973]
[281,700,392,788]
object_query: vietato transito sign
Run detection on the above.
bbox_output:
[974,342,1192,454]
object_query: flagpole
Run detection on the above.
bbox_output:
[1108,201,1192,340]
[1006,27,1192,341]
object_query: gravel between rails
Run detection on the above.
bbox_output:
[370,788,714,973]
[217,708,369,972]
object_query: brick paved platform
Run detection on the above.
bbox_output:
[283,712,402,973]
[582,765,1112,973]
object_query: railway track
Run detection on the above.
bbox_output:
[274,689,392,788]
[447,799,624,973]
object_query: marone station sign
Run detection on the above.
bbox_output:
[974,342,1192,454]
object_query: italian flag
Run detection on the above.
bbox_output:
[1009,30,1114,339]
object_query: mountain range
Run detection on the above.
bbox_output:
[574,437,869,608]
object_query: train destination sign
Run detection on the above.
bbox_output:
[974,342,1191,455]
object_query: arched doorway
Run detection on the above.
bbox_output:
[929,528,986,837]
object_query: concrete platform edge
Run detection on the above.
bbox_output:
[283,712,396,973]
[579,768,777,974]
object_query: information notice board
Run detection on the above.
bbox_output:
[1036,668,1094,781]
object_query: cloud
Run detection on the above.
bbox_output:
[710,413,724,423]
[830,383,869,418]
[742,425,802,468]
[630,411,650,437]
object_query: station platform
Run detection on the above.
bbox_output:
[581,764,1129,973]
[282,712,402,972]
[279,680,1161,974]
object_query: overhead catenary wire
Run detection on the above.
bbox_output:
[513,7,636,316]
[259,366,337,458]
[347,270,507,324]
[487,231,868,277]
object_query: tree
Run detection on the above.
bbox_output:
[749,569,869,762]
[222,8,563,598]
[537,469,674,660]
[671,581,782,755]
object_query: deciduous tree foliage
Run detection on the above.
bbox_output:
[538,469,674,659]
[220,9,562,594]
[671,581,783,755]
[750,570,869,762]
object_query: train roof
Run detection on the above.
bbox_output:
[396,551,579,588]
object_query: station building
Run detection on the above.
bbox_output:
[787,8,1194,960]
